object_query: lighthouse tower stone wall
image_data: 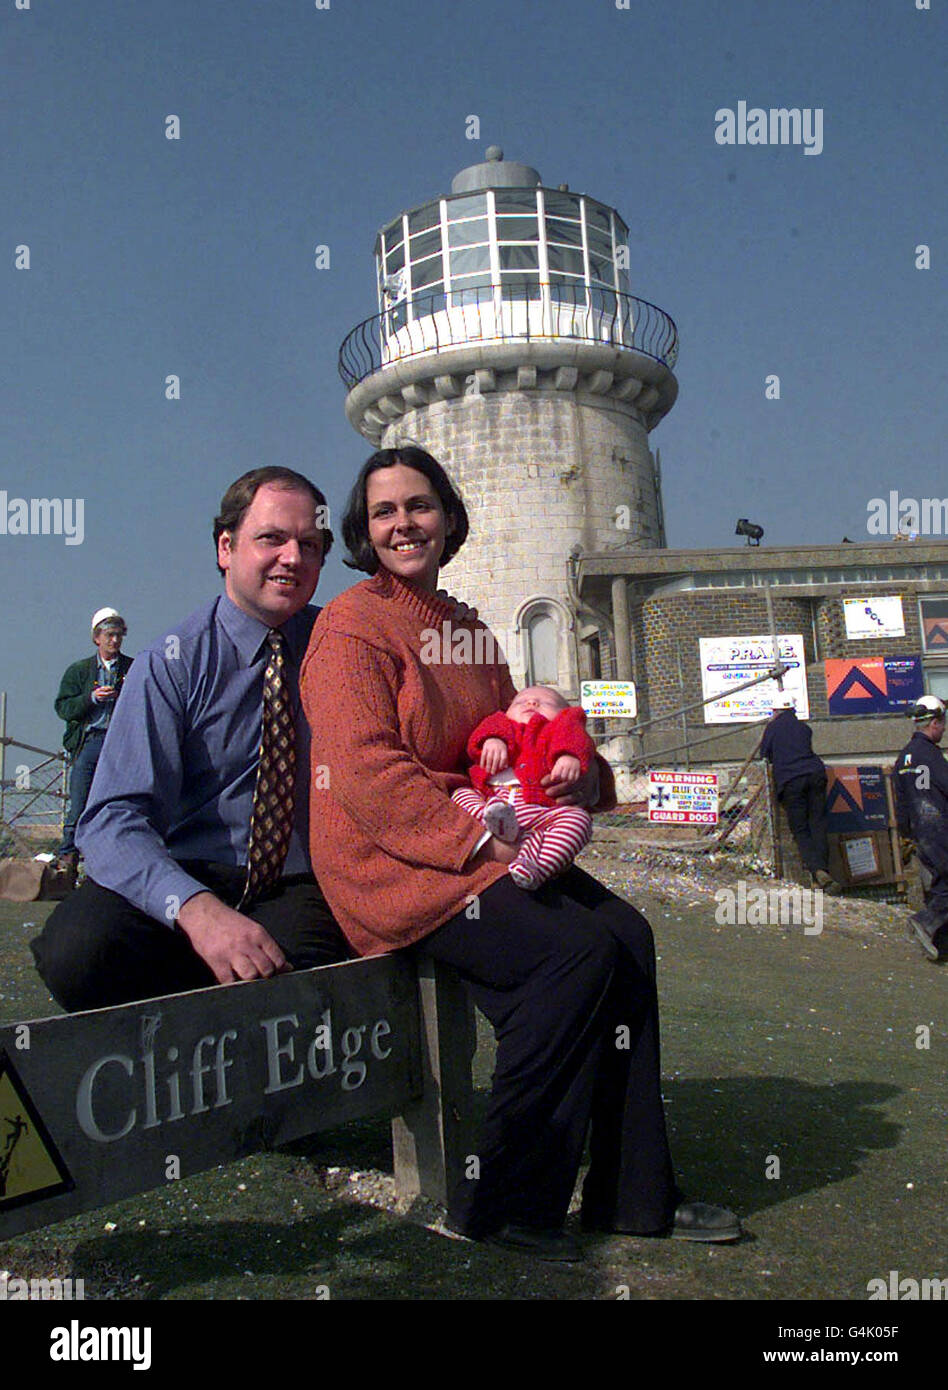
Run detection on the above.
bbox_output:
[339,148,678,696]
[381,386,663,689]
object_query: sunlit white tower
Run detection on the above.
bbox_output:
[339,147,678,693]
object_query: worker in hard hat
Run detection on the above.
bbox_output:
[54,608,133,876]
[893,695,948,961]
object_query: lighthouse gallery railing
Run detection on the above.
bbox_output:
[338,281,679,389]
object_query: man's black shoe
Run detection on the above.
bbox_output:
[582,1200,742,1243]
[485,1224,585,1263]
[670,1201,742,1242]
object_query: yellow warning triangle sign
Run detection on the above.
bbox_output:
[0,1053,71,1209]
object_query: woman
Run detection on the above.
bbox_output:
[301,447,739,1260]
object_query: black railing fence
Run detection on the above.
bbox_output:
[339,280,679,389]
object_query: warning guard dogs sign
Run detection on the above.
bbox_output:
[648,771,719,825]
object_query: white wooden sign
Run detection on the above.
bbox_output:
[580,680,637,718]
[843,596,905,640]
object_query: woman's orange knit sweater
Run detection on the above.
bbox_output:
[300,571,517,956]
[301,570,616,958]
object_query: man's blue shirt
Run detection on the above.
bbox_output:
[77,593,318,925]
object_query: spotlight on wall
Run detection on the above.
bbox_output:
[735,518,764,546]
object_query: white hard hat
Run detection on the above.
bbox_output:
[911,694,946,721]
[91,607,126,635]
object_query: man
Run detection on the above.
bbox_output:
[893,694,948,962]
[54,608,133,873]
[759,699,841,894]
[32,467,348,1011]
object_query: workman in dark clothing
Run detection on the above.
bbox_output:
[760,701,841,894]
[893,695,948,962]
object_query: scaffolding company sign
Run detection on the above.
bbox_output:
[580,680,637,718]
[700,634,809,723]
[648,771,719,825]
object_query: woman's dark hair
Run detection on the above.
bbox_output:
[341,447,470,574]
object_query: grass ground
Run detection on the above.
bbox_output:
[0,845,944,1302]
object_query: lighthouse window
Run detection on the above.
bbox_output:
[494,216,539,243]
[589,254,614,284]
[447,193,488,220]
[448,218,489,248]
[587,227,614,259]
[450,246,492,276]
[547,246,585,276]
[383,242,405,273]
[409,204,440,236]
[541,191,581,220]
[585,203,613,234]
[498,244,540,272]
[410,255,444,289]
[545,218,584,248]
[416,291,447,316]
[450,274,494,301]
[381,217,403,245]
[492,189,538,214]
[499,275,542,299]
[409,228,442,260]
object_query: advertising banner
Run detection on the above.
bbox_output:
[842,596,905,640]
[825,656,923,715]
[700,634,809,723]
[825,766,890,832]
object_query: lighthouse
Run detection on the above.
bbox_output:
[338,147,679,695]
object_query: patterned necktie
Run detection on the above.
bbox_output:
[241,630,296,908]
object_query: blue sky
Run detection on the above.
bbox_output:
[3,0,945,751]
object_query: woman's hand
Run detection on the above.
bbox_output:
[480,737,509,775]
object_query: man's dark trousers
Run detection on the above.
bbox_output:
[31,864,349,1012]
[779,771,829,874]
[58,728,107,856]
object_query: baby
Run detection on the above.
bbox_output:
[452,685,596,889]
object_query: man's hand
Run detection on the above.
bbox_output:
[91,685,117,703]
[176,892,289,985]
[542,761,600,807]
[480,737,509,775]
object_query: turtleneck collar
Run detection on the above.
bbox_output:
[367,568,462,623]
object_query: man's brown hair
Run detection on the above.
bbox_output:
[213,467,334,574]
